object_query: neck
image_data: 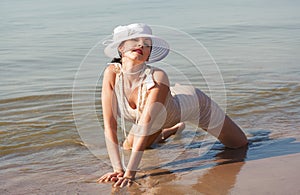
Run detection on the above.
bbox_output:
[121,60,146,75]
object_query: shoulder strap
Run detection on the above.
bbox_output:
[143,66,155,90]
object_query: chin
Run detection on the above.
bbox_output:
[130,56,147,63]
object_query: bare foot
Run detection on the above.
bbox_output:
[173,122,185,135]
[155,122,186,143]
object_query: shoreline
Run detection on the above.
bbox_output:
[2,153,300,194]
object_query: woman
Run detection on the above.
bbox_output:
[98,23,248,187]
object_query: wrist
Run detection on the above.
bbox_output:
[113,168,124,173]
[124,170,136,179]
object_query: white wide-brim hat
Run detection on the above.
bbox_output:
[103,23,169,63]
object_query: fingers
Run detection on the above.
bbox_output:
[113,178,123,187]
[113,177,133,188]
[97,172,123,183]
[96,175,107,183]
[110,176,118,182]
[97,173,134,188]
[127,179,133,187]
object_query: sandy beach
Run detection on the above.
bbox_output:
[1,1,300,194]
[142,153,300,195]
[125,153,300,195]
[2,152,299,194]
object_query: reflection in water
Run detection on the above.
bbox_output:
[106,130,300,194]
[109,144,248,194]
[192,146,248,194]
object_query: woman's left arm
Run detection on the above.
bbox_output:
[115,69,170,187]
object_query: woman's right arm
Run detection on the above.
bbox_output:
[98,65,123,181]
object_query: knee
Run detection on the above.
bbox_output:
[224,136,248,149]
[123,138,132,150]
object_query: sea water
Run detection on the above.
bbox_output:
[1,0,300,194]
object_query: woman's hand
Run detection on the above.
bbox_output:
[97,172,136,188]
[97,172,124,183]
[112,176,134,188]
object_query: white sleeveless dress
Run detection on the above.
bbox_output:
[113,63,225,135]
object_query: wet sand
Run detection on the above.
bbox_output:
[126,153,300,195]
[2,153,299,194]
[232,153,300,195]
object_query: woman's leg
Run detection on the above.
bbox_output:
[123,130,162,150]
[123,133,134,150]
[153,122,186,144]
[123,122,186,149]
[208,115,248,148]
[195,88,248,148]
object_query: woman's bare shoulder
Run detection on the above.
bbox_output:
[150,66,170,86]
[104,63,118,74]
[103,64,118,86]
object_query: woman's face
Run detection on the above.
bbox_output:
[118,37,152,63]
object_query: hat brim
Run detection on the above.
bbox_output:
[104,34,169,63]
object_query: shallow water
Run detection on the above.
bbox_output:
[1,0,300,194]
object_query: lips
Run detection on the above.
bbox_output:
[132,48,143,55]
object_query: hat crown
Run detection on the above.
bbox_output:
[113,23,152,41]
[104,23,169,63]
